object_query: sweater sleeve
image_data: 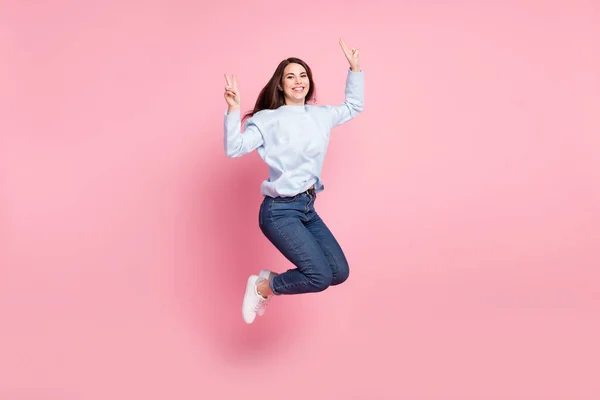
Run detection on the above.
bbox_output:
[223,109,264,158]
[322,68,364,128]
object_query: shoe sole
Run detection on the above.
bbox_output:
[256,270,276,317]
[242,275,260,324]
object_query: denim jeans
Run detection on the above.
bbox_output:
[258,190,350,295]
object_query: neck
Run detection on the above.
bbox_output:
[285,99,305,106]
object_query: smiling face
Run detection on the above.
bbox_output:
[280,63,310,105]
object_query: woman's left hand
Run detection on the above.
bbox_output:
[339,38,360,72]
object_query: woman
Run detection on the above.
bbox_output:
[223,38,364,324]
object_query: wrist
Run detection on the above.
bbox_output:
[227,105,240,114]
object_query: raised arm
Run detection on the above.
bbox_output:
[325,39,364,128]
[223,74,264,158]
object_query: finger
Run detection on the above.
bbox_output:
[224,74,231,87]
[339,38,351,54]
[339,38,347,53]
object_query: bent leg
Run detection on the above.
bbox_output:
[305,212,350,286]
[259,198,333,295]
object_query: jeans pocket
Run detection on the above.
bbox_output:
[272,195,297,204]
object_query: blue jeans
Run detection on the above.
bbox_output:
[258,190,350,295]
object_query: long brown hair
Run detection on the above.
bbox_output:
[242,57,317,125]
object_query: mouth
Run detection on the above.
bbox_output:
[292,87,305,93]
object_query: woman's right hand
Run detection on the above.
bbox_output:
[224,74,240,111]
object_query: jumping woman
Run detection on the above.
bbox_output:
[223,38,364,324]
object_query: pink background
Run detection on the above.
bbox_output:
[1,0,599,398]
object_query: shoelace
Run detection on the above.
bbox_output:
[252,293,269,311]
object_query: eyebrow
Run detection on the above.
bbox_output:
[285,72,307,76]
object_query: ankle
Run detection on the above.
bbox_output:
[256,279,272,298]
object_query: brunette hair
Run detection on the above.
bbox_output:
[242,57,316,124]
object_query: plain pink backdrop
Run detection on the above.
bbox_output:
[1,0,599,399]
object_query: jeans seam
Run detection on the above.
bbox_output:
[306,212,346,285]
[320,244,339,281]
[276,280,312,293]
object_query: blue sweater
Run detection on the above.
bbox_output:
[224,68,364,198]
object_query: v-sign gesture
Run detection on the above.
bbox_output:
[339,38,360,72]
[224,74,240,111]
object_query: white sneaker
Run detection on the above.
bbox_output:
[242,275,268,324]
[256,269,277,317]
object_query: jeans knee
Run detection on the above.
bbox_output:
[331,262,350,286]
[307,270,333,292]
